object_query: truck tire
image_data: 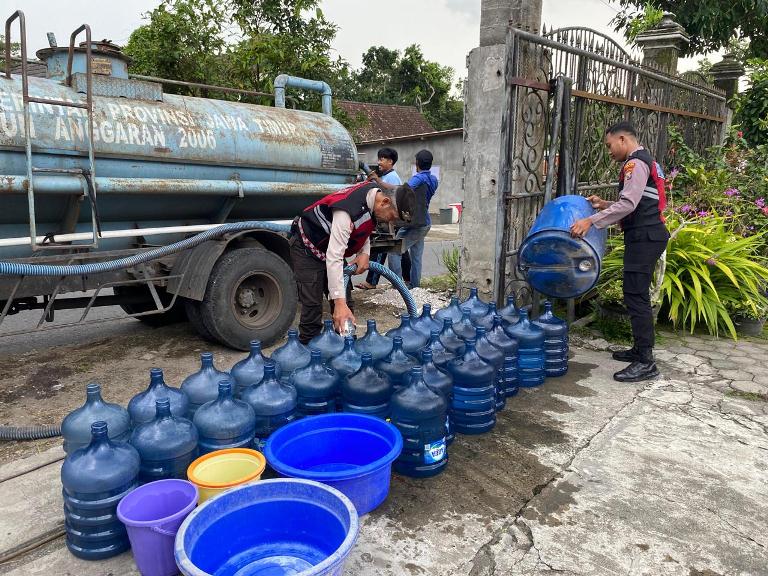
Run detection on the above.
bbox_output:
[184,299,216,342]
[115,286,188,327]
[199,247,297,350]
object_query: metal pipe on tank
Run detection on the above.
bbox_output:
[0,176,346,197]
[0,222,293,248]
[273,74,332,115]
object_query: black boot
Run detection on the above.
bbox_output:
[611,347,639,362]
[613,348,659,382]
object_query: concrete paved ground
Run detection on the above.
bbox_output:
[1,228,766,575]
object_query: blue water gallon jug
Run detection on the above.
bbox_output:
[342,353,393,419]
[424,329,456,369]
[181,352,229,418]
[472,302,498,331]
[406,349,454,445]
[447,339,496,435]
[391,367,449,478]
[230,340,281,398]
[128,368,189,426]
[439,318,466,355]
[193,380,256,454]
[452,308,478,341]
[505,309,546,387]
[272,329,312,378]
[129,398,199,484]
[241,362,297,450]
[474,326,506,412]
[502,356,519,398]
[385,313,428,355]
[330,336,363,378]
[518,195,607,298]
[61,421,139,560]
[411,304,443,338]
[461,287,490,322]
[375,336,419,392]
[498,294,520,326]
[291,349,340,416]
[62,383,130,454]
[487,315,519,358]
[534,301,569,377]
[486,316,519,397]
[434,295,463,324]
[309,319,345,361]
[355,319,394,361]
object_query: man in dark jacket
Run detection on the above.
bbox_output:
[290,181,416,343]
[570,121,670,382]
[388,149,439,288]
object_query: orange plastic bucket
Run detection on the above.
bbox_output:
[187,448,266,503]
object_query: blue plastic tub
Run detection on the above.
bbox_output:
[264,413,402,515]
[174,479,359,576]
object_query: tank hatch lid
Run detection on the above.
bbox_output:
[36,39,131,81]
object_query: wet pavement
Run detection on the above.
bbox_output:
[0,272,766,574]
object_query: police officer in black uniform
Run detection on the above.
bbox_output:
[570,121,670,382]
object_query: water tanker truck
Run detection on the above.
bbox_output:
[0,12,374,349]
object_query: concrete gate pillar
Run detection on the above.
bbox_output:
[634,12,689,76]
[710,53,744,107]
[460,0,542,298]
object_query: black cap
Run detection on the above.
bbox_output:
[394,183,416,223]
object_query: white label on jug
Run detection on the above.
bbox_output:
[424,439,446,464]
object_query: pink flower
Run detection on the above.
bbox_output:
[697,210,709,217]
[706,258,717,266]
[762,206,768,216]
[724,188,740,197]
[668,168,680,180]
[756,198,766,208]
[738,131,744,138]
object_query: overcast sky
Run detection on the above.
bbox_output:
[6,0,705,78]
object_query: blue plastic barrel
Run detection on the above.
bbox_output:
[175,479,359,576]
[518,195,607,298]
[265,413,403,515]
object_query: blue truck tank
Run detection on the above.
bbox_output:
[518,195,607,298]
[0,43,358,260]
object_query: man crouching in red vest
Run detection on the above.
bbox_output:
[570,121,670,383]
[290,181,416,344]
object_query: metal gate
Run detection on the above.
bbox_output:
[494,26,728,312]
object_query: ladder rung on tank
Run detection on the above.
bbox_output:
[4,10,101,251]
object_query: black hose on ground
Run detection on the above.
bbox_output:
[0,425,62,441]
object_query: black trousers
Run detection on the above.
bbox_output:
[289,237,353,344]
[623,224,669,356]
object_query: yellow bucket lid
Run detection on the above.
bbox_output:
[187,448,266,488]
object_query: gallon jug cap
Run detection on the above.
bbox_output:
[249,340,262,352]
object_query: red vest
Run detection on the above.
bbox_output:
[299,182,377,259]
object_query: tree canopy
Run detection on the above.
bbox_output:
[612,1,768,59]
[123,0,463,131]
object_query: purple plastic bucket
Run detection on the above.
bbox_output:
[117,479,198,576]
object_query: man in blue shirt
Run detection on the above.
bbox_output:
[356,148,403,290]
[388,149,438,288]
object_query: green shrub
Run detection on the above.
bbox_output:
[734,58,768,147]
[598,214,768,338]
[440,247,460,290]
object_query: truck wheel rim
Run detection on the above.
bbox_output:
[231,271,282,330]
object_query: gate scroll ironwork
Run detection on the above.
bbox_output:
[494,26,728,309]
